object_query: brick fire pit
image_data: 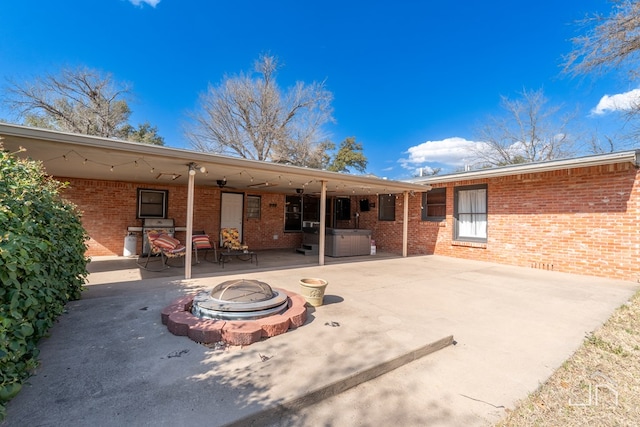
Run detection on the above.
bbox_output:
[161,288,308,346]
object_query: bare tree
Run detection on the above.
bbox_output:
[563,0,640,79]
[186,54,334,164]
[272,139,332,169]
[4,67,133,138]
[473,88,577,167]
[563,0,640,144]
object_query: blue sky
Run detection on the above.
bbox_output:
[1,0,637,178]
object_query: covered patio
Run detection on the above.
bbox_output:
[0,123,430,280]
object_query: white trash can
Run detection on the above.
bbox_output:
[123,233,137,257]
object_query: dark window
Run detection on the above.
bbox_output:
[285,195,302,232]
[137,188,168,219]
[378,194,395,221]
[335,197,351,221]
[303,196,320,222]
[453,185,487,242]
[421,188,446,221]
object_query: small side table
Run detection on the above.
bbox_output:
[218,251,258,268]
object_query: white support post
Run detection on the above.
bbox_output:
[318,180,327,266]
[402,191,409,257]
[184,168,195,279]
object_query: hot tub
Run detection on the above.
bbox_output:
[325,228,371,257]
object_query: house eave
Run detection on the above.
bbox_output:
[410,151,640,185]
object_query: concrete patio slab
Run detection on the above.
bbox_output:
[2,255,637,427]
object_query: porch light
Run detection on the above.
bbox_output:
[188,162,207,175]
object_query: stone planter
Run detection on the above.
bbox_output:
[299,278,328,307]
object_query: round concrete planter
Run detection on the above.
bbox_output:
[299,278,328,307]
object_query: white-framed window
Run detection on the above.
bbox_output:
[246,195,261,219]
[137,188,168,219]
[454,185,487,242]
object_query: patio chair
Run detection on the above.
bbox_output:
[137,232,186,271]
[220,227,249,252]
[192,231,218,263]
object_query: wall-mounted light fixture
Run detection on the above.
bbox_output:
[188,162,207,176]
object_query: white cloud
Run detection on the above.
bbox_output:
[400,137,484,172]
[129,0,161,7]
[591,88,640,115]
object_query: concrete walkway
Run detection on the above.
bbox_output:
[2,255,637,426]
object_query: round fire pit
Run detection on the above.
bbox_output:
[161,279,308,346]
[192,279,289,320]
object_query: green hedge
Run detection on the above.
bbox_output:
[0,142,89,421]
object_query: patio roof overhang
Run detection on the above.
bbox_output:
[0,123,430,197]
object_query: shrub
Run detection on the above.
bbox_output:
[0,141,89,420]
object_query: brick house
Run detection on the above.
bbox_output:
[411,152,640,282]
[2,123,639,281]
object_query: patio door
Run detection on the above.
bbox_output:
[220,192,244,245]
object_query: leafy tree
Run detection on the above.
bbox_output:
[186,54,334,165]
[3,66,164,144]
[473,88,577,167]
[121,121,164,145]
[325,137,368,173]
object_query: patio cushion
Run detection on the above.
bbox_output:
[147,232,162,241]
[164,244,186,256]
[221,228,248,251]
[153,234,180,250]
[192,235,212,250]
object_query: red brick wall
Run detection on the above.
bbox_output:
[242,192,302,249]
[59,178,139,256]
[59,178,301,257]
[424,163,640,281]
